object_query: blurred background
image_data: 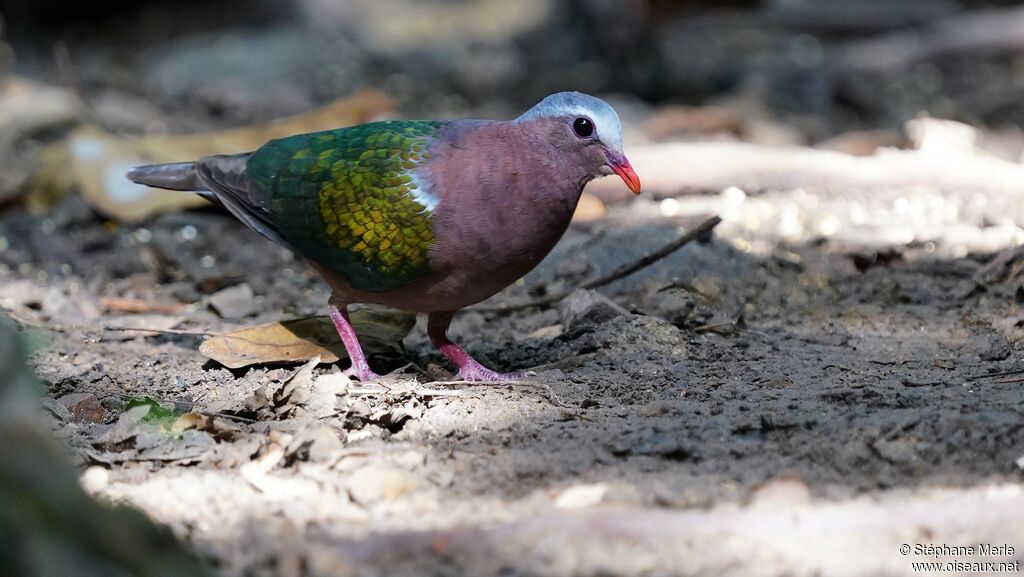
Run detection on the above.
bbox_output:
[5,0,1024,134]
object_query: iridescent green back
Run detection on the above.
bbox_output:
[247,121,442,291]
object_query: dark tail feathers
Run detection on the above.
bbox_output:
[126,162,204,191]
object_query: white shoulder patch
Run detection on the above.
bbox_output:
[407,171,439,213]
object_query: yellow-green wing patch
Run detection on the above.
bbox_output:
[247,121,441,291]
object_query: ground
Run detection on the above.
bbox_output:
[3,178,1023,575]
[5,1,1024,573]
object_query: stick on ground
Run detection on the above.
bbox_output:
[478,215,722,313]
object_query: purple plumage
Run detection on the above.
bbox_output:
[129,92,640,382]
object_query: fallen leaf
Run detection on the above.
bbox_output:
[306,373,351,419]
[171,412,243,441]
[97,405,153,448]
[57,393,106,424]
[274,356,320,416]
[245,385,272,412]
[371,401,423,433]
[199,308,415,368]
[69,89,394,222]
[285,426,346,463]
[123,396,184,429]
[134,429,215,463]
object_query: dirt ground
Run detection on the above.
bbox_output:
[3,175,1023,575]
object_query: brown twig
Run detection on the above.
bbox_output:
[202,411,257,424]
[99,297,187,314]
[475,215,722,313]
[967,368,1024,381]
[101,326,217,337]
[693,321,739,335]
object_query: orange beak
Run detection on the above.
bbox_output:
[605,149,641,194]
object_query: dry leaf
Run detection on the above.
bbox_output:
[274,356,320,416]
[371,401,423,433]
[199,308,415,369]
[306,373,351,419]
[69,89,394,222]
[97,405,152,448]
[171,412,243,441]
[57,393,106,424]
[245,384,272,412]
[284,427,346,464]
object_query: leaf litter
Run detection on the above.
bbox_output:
[198,309,416,368]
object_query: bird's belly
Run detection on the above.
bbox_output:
[313,261,503,312]
[434,225,564,305]
[314,199,575,312]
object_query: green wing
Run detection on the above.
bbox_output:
[246,121,442,292]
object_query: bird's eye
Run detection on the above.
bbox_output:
[573,117,594,138]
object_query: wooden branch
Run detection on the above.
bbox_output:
[586,141,1024,207]
[579,215,721,290]
[476,215,721,313]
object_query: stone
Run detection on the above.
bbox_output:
[558,289,628,332]
[347,465,419,505]
[58,393,106,423]
[209,283,256,319]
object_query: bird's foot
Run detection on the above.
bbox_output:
[329,305,382,382]
[342,365,382,382]
[454,359,523,383]
[427,312,524,383]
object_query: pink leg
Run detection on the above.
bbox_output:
[427,311,522,383]
[329,304,381,382]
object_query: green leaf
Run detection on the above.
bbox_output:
[124,397,183,429]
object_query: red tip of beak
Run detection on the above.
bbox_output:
[605,150,641,194]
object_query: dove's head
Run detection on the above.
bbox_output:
[516,91,640,194]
